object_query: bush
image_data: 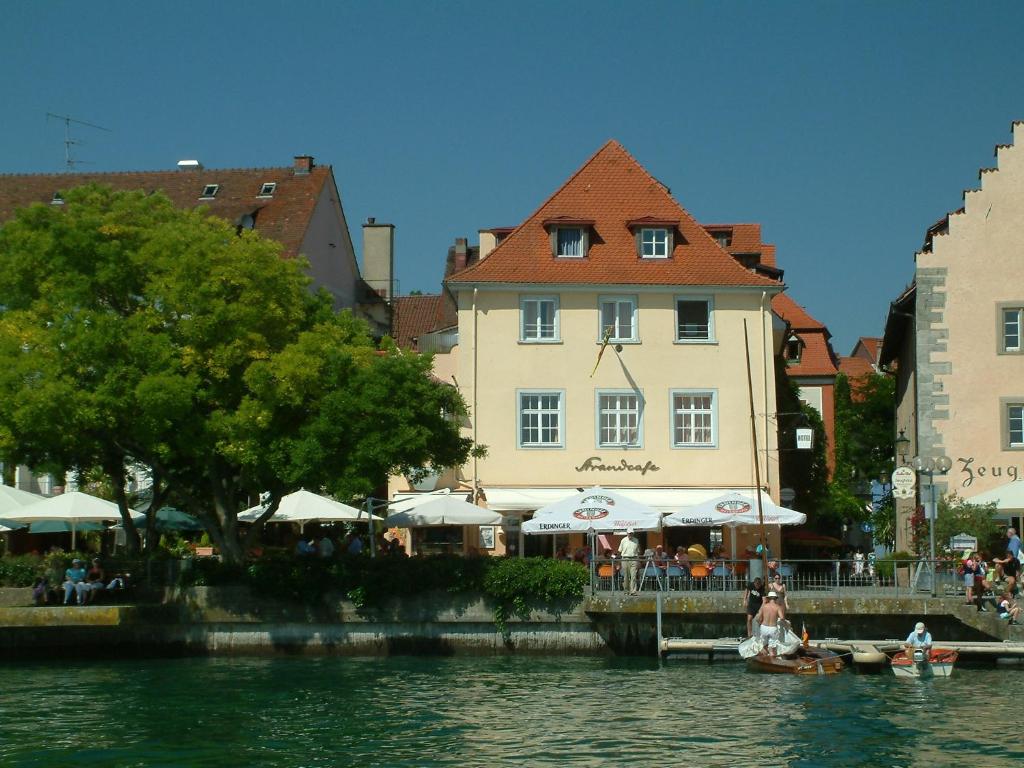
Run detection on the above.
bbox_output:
[0,554,43,587]
[876,550,915,579]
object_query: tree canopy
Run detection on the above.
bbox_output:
[0,186,476,562]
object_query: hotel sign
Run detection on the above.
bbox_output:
[574,456,661,476]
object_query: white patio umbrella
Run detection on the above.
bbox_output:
[5,491,136,548]
[385,493,502,527]
[0,485,45,516]
[963,480,1024,520]
[521,486,662,534]
[663,491,806,527]
[239,489,383,532]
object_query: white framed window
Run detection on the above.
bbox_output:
[518,390,565,448]
[520,296,559,342]
[1008,403,1024,448]
[1001,307,1023,353]
[675,297,714,342]
[599,295,638,343]
[640,228,670,258]
[556,227,585,258]
[597,390,643,448]
[200,184,219,199]
[670,390,716,448]
[258,182,277,197]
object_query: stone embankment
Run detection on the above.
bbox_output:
[0,587,1019,658]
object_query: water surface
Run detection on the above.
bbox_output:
[0,656,1016,767]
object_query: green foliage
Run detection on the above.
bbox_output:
[910,494,1003,557]
[776,374,829,514]
[0,554,43,587]
[0,186,477,564]
[869,492,896,549]
[876,550,914,579]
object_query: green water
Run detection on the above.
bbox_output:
[0,656,1017,767]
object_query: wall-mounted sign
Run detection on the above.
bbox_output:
[891,466,916,499]
[574,456,660,476]
[795,428,814,450]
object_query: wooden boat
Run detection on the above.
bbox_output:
[746,645,846,675]
[889,648,958,678]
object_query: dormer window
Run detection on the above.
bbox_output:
[51,191,64,205]
[785,335,804,363]
[627,218,676,259]
[544,217,594,259]
[712,231,733,248]
[640,228,670,258]
[200,184,219,199]
[557,227,584,257]
[258,182,276,197]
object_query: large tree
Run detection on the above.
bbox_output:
[0,186,476,563]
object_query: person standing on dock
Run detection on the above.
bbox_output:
[618,528,641,595]
[743,577,764,636]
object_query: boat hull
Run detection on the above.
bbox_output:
[890,648,958,678]
[746,646,845,675]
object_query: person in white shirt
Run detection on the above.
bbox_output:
[618,529,641,594]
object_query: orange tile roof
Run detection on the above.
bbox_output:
[448,141,780,288]
[0,162,332,258]
[703,223,763,254]
[392,294,445,350]
[852,336,882,363]
[771,293,827,331]
[786,332,839,376]
[838,355,874,379]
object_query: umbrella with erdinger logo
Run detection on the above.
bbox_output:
[521,486,661,534]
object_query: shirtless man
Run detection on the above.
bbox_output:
[755,591,783,656]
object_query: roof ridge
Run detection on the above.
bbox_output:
[0,164,329,179]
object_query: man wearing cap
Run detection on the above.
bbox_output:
[618,528,641,595]
[754,590,783,655]
[62,558,88,606]
[904,621,933,653]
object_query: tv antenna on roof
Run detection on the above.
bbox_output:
[46,112,111,171]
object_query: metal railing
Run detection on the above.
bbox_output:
[590,557,978,599]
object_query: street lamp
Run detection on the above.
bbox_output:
[895,429,911,466]
[912,453,953,594]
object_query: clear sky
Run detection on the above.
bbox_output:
[3,1,1022,354]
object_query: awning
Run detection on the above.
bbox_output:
[481,486,779,515]
[962,480,1024,518]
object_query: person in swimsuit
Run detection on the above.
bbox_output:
[754,591,783,655]
[743,577,764,637]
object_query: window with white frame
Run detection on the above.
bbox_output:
[676,297,713,341]
[1008,403,1024,448]
[1002,307,1023,353]
[640,228,670,258]
[597,391,642,447]
[520,296,559,342]
[519,391,564,448]
[599,296,637,342]
[556,227,585,258]
[671,390,716,447]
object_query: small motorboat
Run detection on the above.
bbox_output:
[889,647,958,678]
[746,645,845,675]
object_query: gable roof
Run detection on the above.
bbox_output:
[0,161,332,258]
[771,293,827,331]
[851,336,882,363]
[447,141,781,288]
[838,355,875,379]
[392,294,445,350]
[772,293,838,376]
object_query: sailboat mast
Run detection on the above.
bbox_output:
[743,319,769,580]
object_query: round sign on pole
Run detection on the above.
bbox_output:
[891,466,916,498]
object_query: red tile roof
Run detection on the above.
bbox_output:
[838,355,875,379]
[851,336,882,363]
[0,162,332,258]
[448,141,780,288]
[771,293,827,331]
[392,294,445,350]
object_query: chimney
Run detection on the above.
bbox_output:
[177,159,203,171]
[362,218,395,303]
[453,237,468,272]
[293,155,314,174]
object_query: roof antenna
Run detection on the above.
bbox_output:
[46,112,111,171]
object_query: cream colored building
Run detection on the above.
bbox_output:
[881,121,1024,550]
[434,141,787,559]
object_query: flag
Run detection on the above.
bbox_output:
[590,326,613,377]
[801,622,810,646]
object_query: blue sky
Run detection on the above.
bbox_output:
[3,1,1022,354]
